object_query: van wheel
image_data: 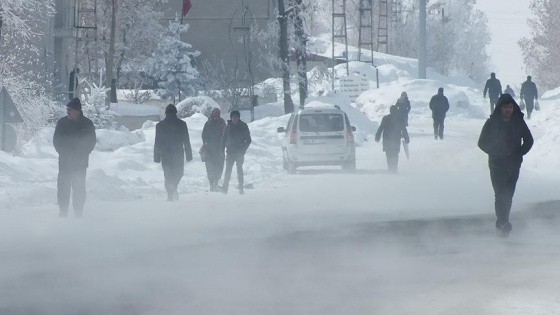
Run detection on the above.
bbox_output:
[288,163,297,174]
[342,158,356,172]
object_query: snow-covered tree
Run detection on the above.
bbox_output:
[520,0,560,90]
[0,0,56,149]
[148,17,200,102]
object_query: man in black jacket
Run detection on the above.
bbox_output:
[429,88,450,140]
[483,72,502,114]
[520,75,539,119]
[221,110,251,194]
[53,98,96,217]
[478,94,533,237]
[154,104,193,201]
[375,105,410,174]
[201,108,226,191]
[395,91,411,127]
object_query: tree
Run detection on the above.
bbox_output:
[520,0,560,90]
[148,17,200,102]
[0,0,56,148]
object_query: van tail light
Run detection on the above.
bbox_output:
[289,129,297,144]
[346,129,354,144]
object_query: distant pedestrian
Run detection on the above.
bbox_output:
[53,98,96,217]
[221,110,251,195]
[504,85,516,98]
[429,87,450,140]
[201,108,226,191]
[68,68,80,100]
[483,72,502,114]
[478,94,533,237]
[520,75,539,119]
[154,104,193,201]
[395,91,411,127]
[375,105,410,174]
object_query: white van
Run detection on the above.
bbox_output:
[277,105,356,173]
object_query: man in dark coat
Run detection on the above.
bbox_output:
[154,104,193,201]
[429,87,450,140]
[68,68,80,100]
[201,108,226,191]
[53,98,96,217]
[520,75,539,119]
[375,105,410,174]
[395,91,411,127]
[483,72,502,114]
[221,110,251,194]
[504,85,516,98]
[478,94,533,237]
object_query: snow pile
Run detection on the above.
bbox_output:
[95,128,146,151]
[175,96,220,118]
[110,102,161,116]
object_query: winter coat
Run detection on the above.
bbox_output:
[478,95,533,167]
[375,113,409,153]
[221,120,251,155]
[53,115,96,170]
[504,86,516,98]
[201,117,226,161]
[484,77,502,99]
[154,113,193,166]
[520,80,538,101]
[395,97,411,120]
[429,93,450,119]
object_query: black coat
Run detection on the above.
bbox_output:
[154,114,193,166]
[395,97,411,116]
[375,113,409,153]
[53,115,96,170]
[201,117,226,160]
[520,80,538,101]
[484,78,502,99]
[478,97,533,165]
[429,93,450,119]
[221,120,251,155]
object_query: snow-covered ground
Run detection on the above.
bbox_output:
[2,45,560,313]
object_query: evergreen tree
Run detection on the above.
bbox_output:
[148,17,200,102]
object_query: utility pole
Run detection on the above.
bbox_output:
[105,0,117,107]
[293,0,307,108]
[277,0,294,114]
[418,0,427,79]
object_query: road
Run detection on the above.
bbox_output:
[1,119,559,314]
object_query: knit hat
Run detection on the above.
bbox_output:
[165,104,177,114]
[67,98,82,111]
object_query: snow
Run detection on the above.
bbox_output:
[3,24,560,313]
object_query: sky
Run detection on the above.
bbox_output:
[474,0,532,88]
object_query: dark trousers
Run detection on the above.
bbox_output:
[162,161,184,196]
[205,157,224,188]
[489,97,498,113]
[489,159,521,227]
[433,117,445,139]
[222,153,244,192]
[385,151,399,173]
[525,98,534,119]
[57,168,87,214]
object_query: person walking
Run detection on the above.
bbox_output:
[504,85,516,98]
[154,104,193,201]
[375,105,410,174]
[429,87,450,140]
[395,91,411,127]
[520,75,539,119]
[53,98,96,217]
[478,94,533,237]
[483,72,502,114]
[221,110,251,195]
[201,108,226,191]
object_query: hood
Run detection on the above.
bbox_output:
[491,93,524,120]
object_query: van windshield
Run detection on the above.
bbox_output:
[299,114,344,132]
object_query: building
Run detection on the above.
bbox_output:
[44,0,276,100]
